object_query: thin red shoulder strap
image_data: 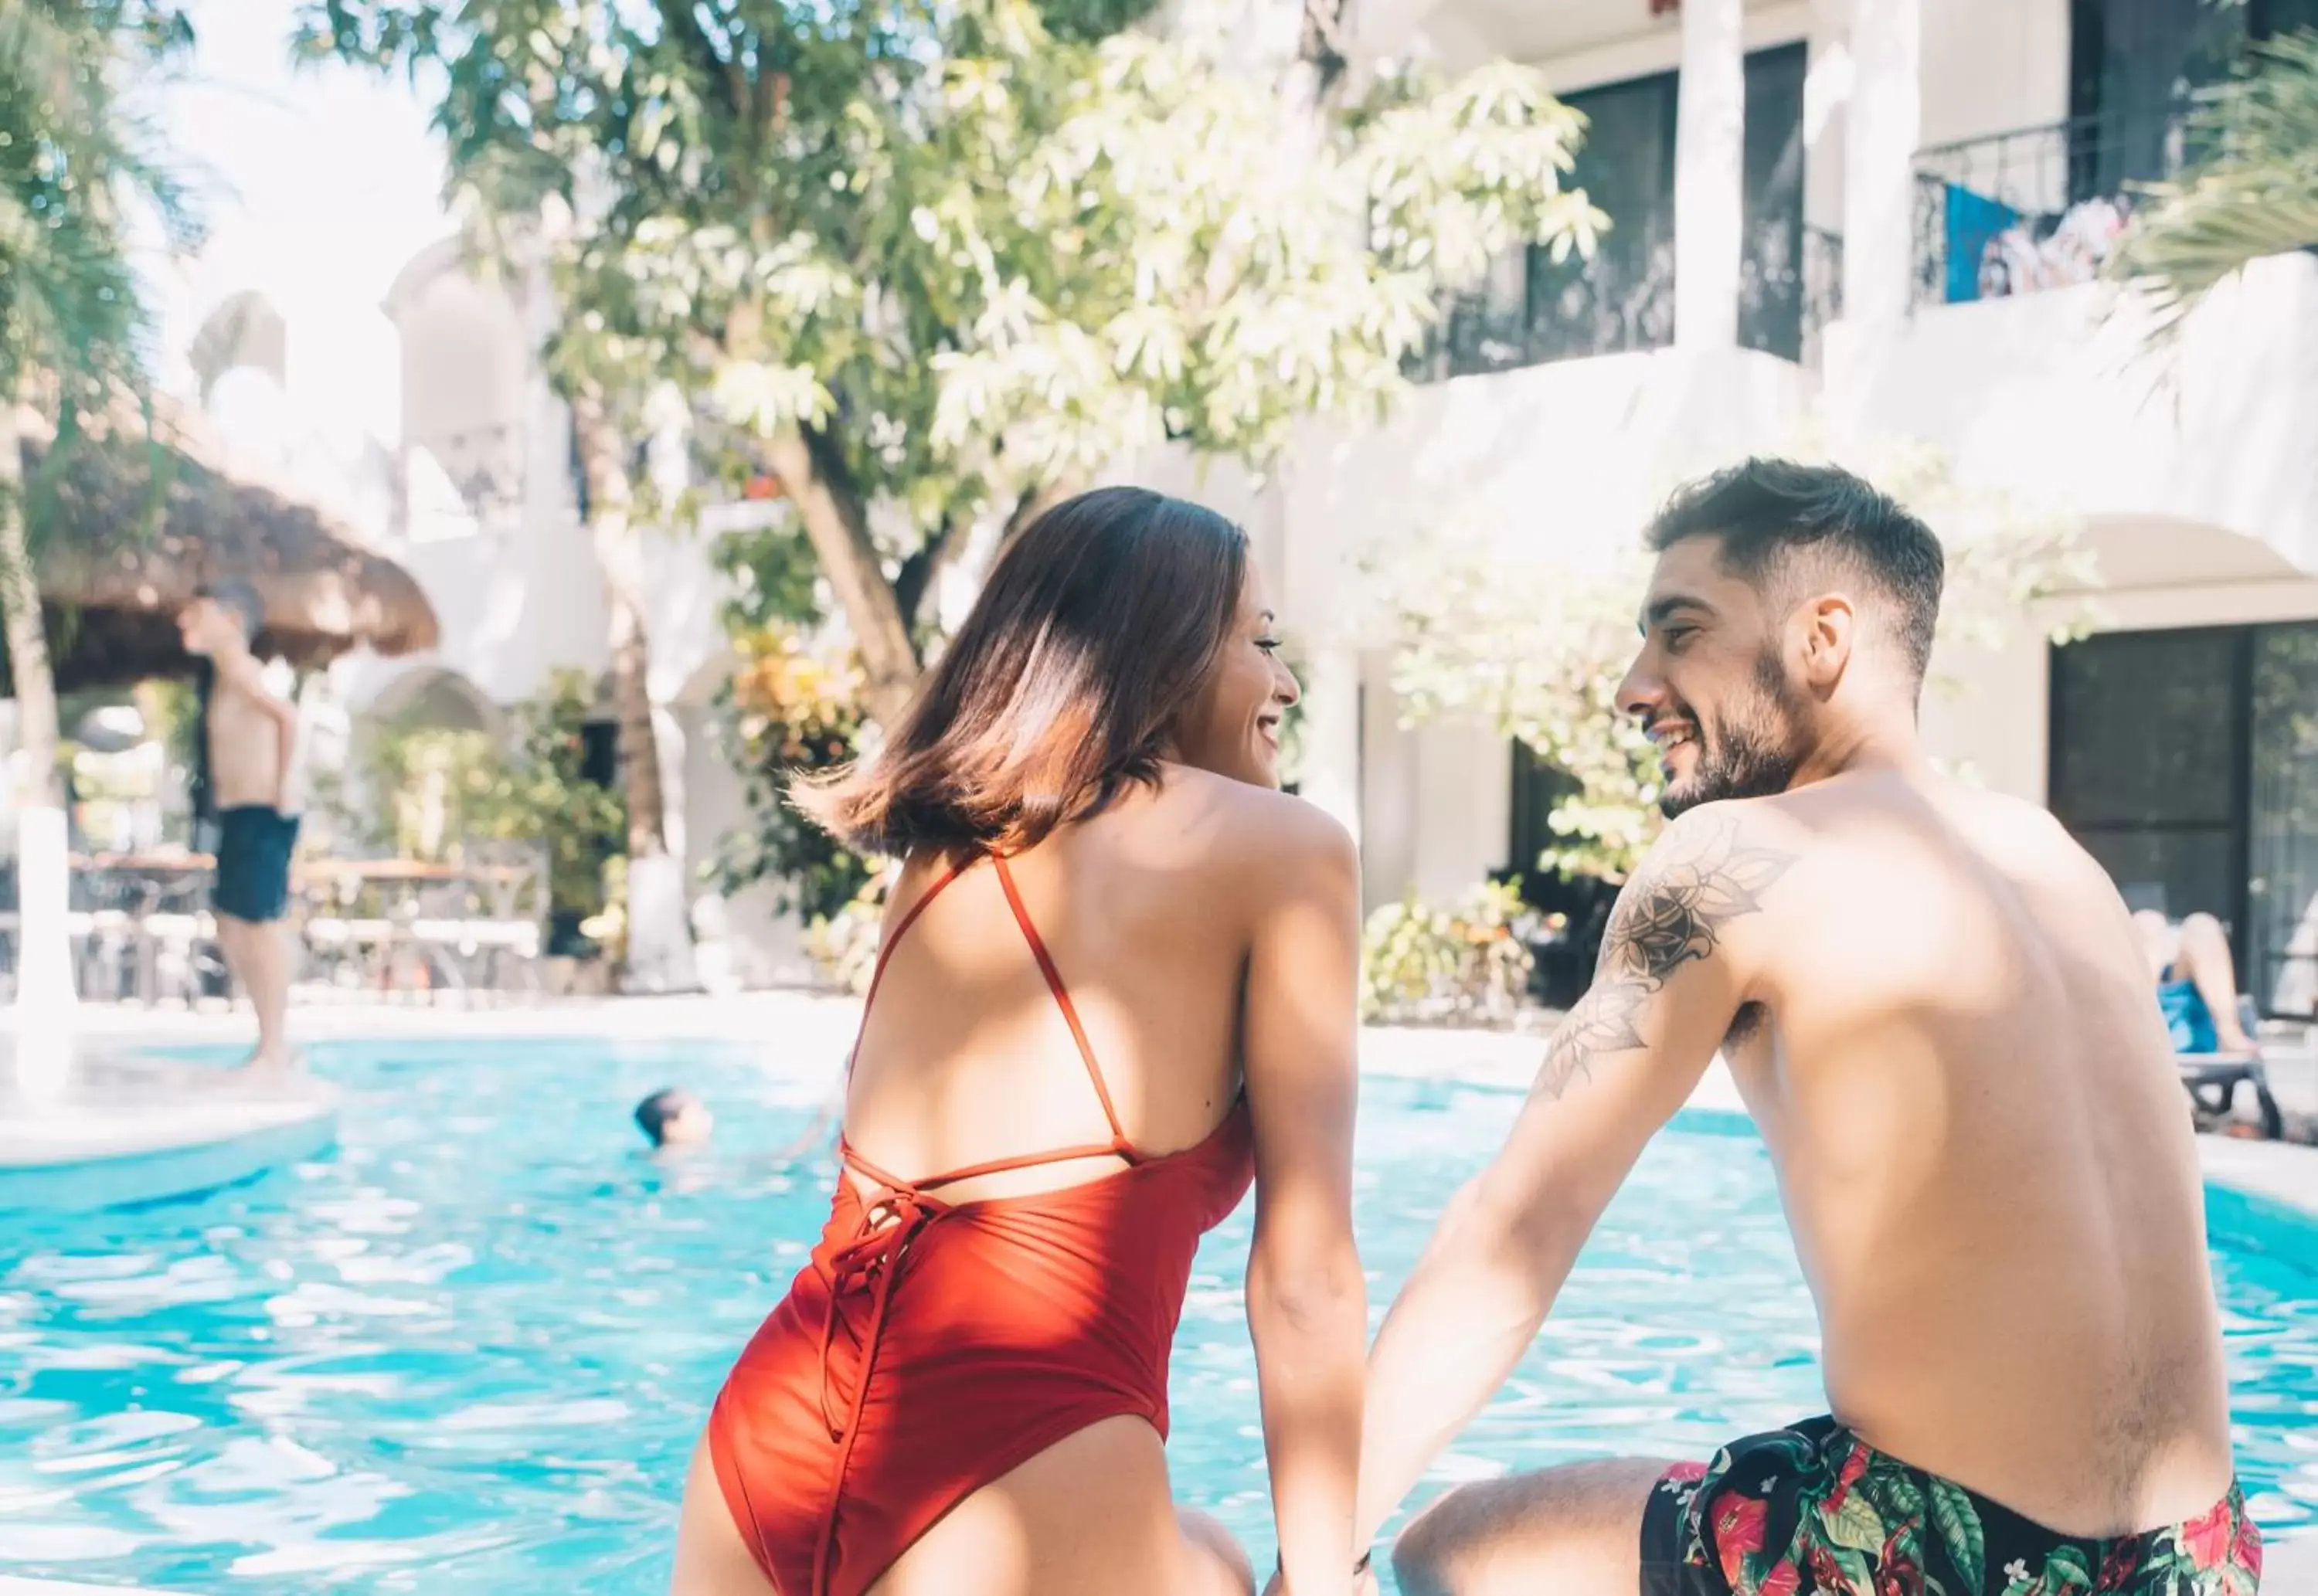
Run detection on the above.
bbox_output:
[847,856,970,1074]
[992,853,1135,1156]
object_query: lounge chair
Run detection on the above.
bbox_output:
[2178,995,2284,1141]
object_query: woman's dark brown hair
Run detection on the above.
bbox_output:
[794,486,1249,858]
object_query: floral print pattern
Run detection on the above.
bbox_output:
[1639,1417,2260,1596]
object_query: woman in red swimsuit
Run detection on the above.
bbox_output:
[669,487,1370,1596]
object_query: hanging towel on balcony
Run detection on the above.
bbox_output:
[1942,185,2019,304]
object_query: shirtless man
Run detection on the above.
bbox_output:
[178,579,301,1075]
[1354,461,2256,1596]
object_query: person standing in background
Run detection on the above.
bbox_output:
[179,579,302,1077]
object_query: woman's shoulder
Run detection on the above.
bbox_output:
[1144,767,1359,885]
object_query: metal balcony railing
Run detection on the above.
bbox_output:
[1911,104,2196,307]
[1409,234,1678,382]
[1410,219,1838,382]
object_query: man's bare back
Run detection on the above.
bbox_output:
[1351,461,2252,1596]
[179,583,302,1075]
[1696,773,2231,1536]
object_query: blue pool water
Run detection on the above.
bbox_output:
[2,1037,2314,1592]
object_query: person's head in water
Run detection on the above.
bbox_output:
[178,579,266,660]
[635,1088,713,1149]
[796,486,1300,857]
[1619,459,1945,819]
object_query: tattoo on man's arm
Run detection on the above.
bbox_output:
[1538,817,1796,1099]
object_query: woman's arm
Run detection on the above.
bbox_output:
[1240,809,1368,1596]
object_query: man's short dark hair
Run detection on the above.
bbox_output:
[634,1087,698,1148]
[195,578,267,643]
[1644,458,1946,683]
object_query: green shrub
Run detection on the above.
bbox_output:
[1361,880,1536,1025]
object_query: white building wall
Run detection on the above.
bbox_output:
[1249,0,2318,914]
[1283,347,1817,587]
[1410,722,1514,905]
[1922,627,2050,804]
[1259,347,1816,902]
[1830,255,2318,575]
[322,0,2318,955]
[1359,658,1419,915]
[1918,0,2068,148]
[677,698,816,991]
[1929,569,2318,810]
[1518,2,1811,93]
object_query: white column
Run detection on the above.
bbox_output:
[1843,0,1920,325]
[1297,647,1362,849]
[12,803,76,1106]
[1674,0,1745,351]
[622,703,702,996]
[1803,0,1854,234]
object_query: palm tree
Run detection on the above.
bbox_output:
[0,0,195,1099]
[2109,29,2318,337]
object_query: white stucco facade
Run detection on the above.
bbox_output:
[1164,0,2318,918]
[158,0,2316,976]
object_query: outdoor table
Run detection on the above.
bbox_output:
[66,853,219,1004]
[299,857,546,1000]
[44,854,545,1005]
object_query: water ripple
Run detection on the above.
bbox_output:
[0,1039,2308,1593]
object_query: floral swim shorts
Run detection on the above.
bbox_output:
[1639,1416,2261,1595]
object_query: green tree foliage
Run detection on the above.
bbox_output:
[296,0,1604,728]
[476,671,627,928]
[712,616,875,925]
[347,672,626,929]
[0,1,191,399]
[1359,881,1535,1025]
[0,0,197,810]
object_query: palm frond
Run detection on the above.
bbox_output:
[0,0,197,393]
[2109,28,2318,328]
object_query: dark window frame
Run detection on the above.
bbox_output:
[2045,622,2318,1016]
[1419,41,1810,377]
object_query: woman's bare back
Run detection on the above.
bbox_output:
[841,767,1301,1206]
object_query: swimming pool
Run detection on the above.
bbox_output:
[2,1037,2313,1592]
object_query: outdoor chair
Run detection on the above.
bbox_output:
[68,905,138,1001]
[406,844,548,1003]
[2179,993,2285,1141]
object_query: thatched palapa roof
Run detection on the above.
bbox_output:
[11,399,440,692]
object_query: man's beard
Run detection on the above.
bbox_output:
[1659,652,1806,818]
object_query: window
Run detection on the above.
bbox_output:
[1738,43,1809,362]
[1505,741,1574,897]
[2249,628,2318,1014]
[2049,623,2318,1014]
[1422,44,1810,376]
[2252,0,2318,36]
[580,719,621,791]
[2067,0,2262,201]
[1518,66,1681,366]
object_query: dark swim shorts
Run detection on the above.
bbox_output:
[212,805,301,922]
[1640,1416,2261,1595]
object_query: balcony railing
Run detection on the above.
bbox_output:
[1411,219,1839,382]
[1409,235,1677,382]
[1911,104,2197,307]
